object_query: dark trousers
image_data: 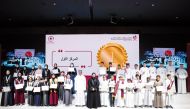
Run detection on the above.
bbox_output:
[109,88,115,107]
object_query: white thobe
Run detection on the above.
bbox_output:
[99,80,109,106]
[74,75,86,106]
[149,67,157,81]
[166,66,176,93]
[144,81,154,106]
[165,79,175,106]
[140,67,150,83]
[176,68,188,94]
[134,80,143,106]
[125,83,135,107]
[116,81,126,107]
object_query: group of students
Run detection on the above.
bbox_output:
[96,61,188,108]
[0,61,188,109]
[1,63,78,107]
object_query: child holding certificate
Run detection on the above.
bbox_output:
[58,71,66,103]
[99,75,109,107]
[64,74,73,106]
[125,79,135,108]
[153,75,164,108]
[108,75,116,107]
[27,77,34,106]
[144,77,154,107]
[1,70,14,106]
[41,77,49,106]
[114,76,126,107]
[133,74,143,108]
[165,74,175,108]
[49,74,58,106]
[14,72,25,105]
[33,76,42,106]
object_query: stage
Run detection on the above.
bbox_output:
[0,92,190,109]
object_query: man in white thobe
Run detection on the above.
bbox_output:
[149,62,157,82]
[176,64,188,94]
[165,74,175,108]
[74,70,86,106]
[140,63,150,83]
[99,75,109,107]
[157,63,167,82]
[166,61,176,93]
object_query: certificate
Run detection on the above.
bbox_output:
[156,86,164,92]
[15,84,24,89]
[33,87,41,92]
[110,67,116,72]
[52,69,59,74]
[64,84,72,89]
[145,85,152,89]
[100,87,108,92]
[99,67,106,75]
[58,76,64,82]
[25,86,33,91]
[42,86,49,91]
[119,84,125,89]
[50,84,57,89]
[3,86,11,92]
[22,76,28,80]
[108,82,115,88]
[126,83,134,88]
[13,73,18,77]
[68,67,74,72]
[35,74,42,78]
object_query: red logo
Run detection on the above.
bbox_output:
[25,51,32,57]
[133,35,137,41]
[165,50,172,56]
[48,36,54,43]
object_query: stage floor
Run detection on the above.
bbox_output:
[0,93,190,109]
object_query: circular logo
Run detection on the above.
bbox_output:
[48,36,54,42]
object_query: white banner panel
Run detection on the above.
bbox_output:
[15,49,35,58]
[153,48,175,57]
[46,34,139,75]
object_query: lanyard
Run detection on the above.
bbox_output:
[6,75,10,83]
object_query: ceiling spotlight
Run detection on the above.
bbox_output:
[53,2,56,6]
[8,18,12,21]
[151,4,155,7]
[110,15,118,24]
[66,15,74,25]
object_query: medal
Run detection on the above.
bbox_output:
[97,43,127,68]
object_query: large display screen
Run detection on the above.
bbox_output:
[46,34,139,75]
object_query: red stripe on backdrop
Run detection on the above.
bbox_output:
[186,43,190,92]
